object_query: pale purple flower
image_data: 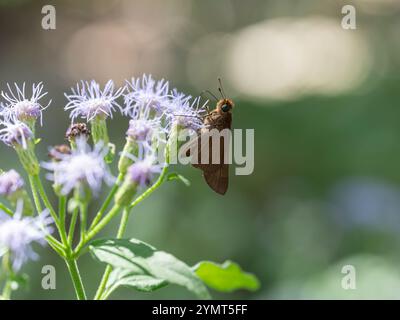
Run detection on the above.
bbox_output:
[166,91,207,131]
[126,104,166,143]
[124,74,169,116]
[168,88,192,107]
[0,102,6,116]
[0,170,24,196]
[0,118,33,149]
[65,80,124,122]
[0,207,52,271]
[1,82,50,125]
[127,118,159,142]
[127,153,164,188]
[42,138,114,195]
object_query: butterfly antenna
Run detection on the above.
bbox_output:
[218,77,226,99]
[173,114,203,120]
[201,90,219,102]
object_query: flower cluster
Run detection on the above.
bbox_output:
[0,206,52,271]
[127,152,164,188]
[0,170,24,197]
[0,82,49,177]
[166,91,207,131]
[0,75,211,299]
[126,105,163,143]
[124,75,207,131]
[124,74,170,116]
[0,74,260,302]
[1,82,50,125]
[0,118,33,149]
[65,80,124,122]
[43,137,114,196]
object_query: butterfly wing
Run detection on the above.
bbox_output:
[204,162,229,195]
[185,111,231,195]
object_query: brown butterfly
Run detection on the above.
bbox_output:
[186,79,234,195]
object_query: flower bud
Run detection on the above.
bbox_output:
[115,178,137,207]
[66,123,90,149]
[0,119,33,149]
[15,143,40,176]
[118,138,138,175]
[0,170,24,196]
[118,116,163,175]
[91,116,115,163]
[115,155,163,207]
[91,116,109,144]
[0,120,40,175]
[0,170,33,215]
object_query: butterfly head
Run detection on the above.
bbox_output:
[217,99,234,114]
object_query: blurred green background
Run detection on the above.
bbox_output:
[1,0,400,299]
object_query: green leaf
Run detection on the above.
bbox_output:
[90,238,210,299]
[193,260,260,293]
[101,268,167,299]
[166,172,191,186]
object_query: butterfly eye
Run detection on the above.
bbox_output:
[221,104,230,112]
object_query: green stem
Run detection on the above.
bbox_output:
[68,208,79,245]
[79,202,88,243]
[61,198,86,300]
[0,203,13,217]
[1,253,13,300]
[65,257,87,300]
[74,204,122,257]
[58,196,69,246]
[1,279,12,300]
[89,174,124,230]
[129,164,168,209]
[94,207,130,300]
[28,175,65,256]
[31,174,66,248]
[28,175,42,213]
[116,208,130,238]
[46,235,65,257]
[32,175,60,226]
